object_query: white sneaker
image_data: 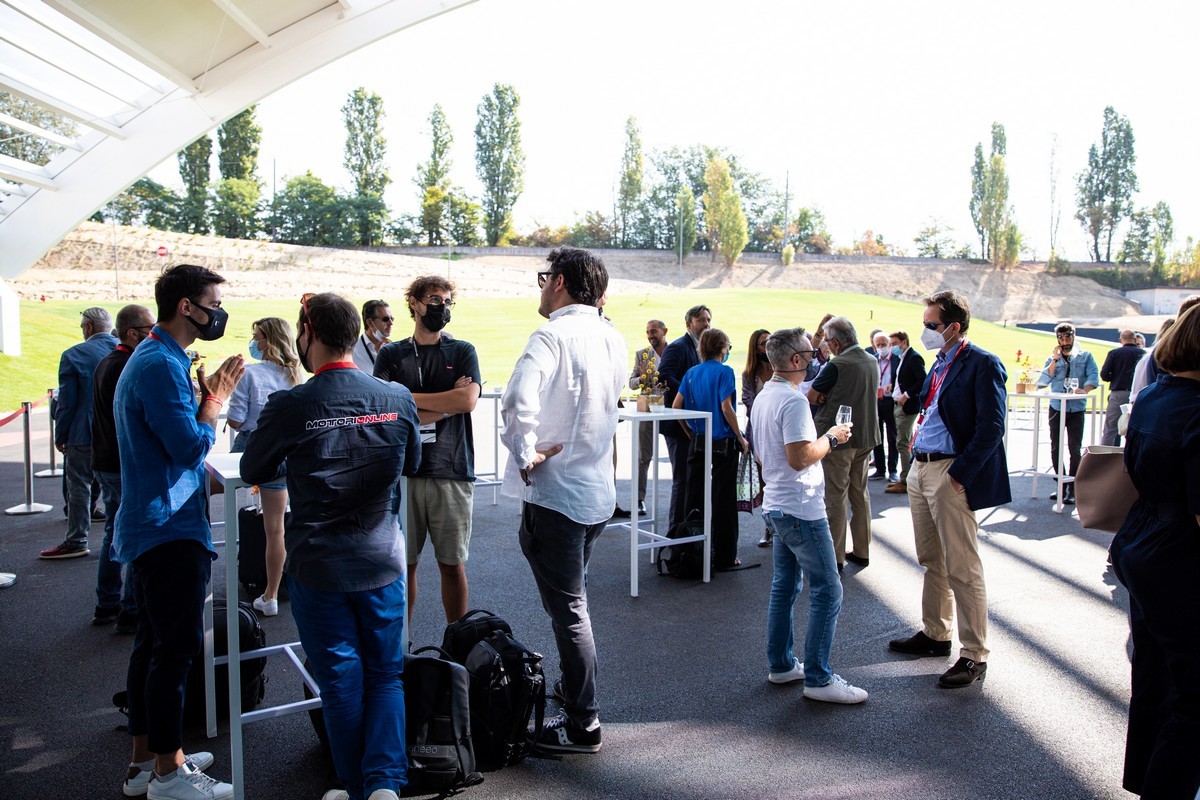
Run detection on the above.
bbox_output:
[367,791,400,800]
[124,753,215,797]
[768,658,805,685]
[321,792,349,800]
[802,674,868,704]
[147,762,233,800]
[252,595,278,617]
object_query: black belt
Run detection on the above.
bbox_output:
[914,452,955,463]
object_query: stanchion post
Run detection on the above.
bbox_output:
[6,402,52,515]
[35,390,62,478]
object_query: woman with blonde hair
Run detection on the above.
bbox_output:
[228,317,302,616]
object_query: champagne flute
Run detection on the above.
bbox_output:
[1064,377,1078,393]
[836,405,852,426]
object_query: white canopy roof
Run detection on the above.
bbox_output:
[0,0,475,280]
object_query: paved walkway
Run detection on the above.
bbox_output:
[0,406,1133,799]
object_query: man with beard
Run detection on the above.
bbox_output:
[1035,322,1098,505]
[622,318,669,517]
[374,276,480,624]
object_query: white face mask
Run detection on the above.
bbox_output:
[371,328,386,342]
[920,327,945,351]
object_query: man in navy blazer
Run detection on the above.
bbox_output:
[40,307,118,560]
[657,304,711,533]
[888,290,1009,690]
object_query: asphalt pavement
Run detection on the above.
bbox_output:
[0,404,1134,800]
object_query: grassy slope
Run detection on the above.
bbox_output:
[0,290,1052,412]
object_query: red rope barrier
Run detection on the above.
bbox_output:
[0,391,51,429]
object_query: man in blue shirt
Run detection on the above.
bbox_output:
[242,292,421,800]
[39,307,117,560]
[1036,323,1099,504]
[113,264,244,800]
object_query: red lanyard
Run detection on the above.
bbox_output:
[921,339,969,412]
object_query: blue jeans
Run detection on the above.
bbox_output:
[519,502,605,726]
[288,575,407,800]
[94,470,135,613]
[63,445,93,546]
[764,511,843,688]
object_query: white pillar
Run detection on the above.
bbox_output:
[0,278,20,356]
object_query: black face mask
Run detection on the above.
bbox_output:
[421,304,451,333]
[296,329,313,373]
[186,302,228,341]
[756,352,769,363]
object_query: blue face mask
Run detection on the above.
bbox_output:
[248,339,263,361]
[722,351,730,363]
[891,345,902,357]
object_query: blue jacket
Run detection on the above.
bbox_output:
[55,332,118,446]
[240,363,422,593]
[657,333,700,440]
[917,342,1012,510]
[112,328,216,564]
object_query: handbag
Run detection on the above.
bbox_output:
[1074,445,1138,532]
[736,451,764,513]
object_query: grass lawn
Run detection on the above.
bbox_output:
[0,289,1056,413]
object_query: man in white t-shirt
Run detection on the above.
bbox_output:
[751,327,867,705]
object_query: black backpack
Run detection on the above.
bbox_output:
[403,647,484,795]
[302,648,484,795]
[656,509,707,580]
[114,601,267,729]
[184,601,268,726]
[443,610,546,770]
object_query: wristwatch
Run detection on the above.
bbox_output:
[825,433,839,449]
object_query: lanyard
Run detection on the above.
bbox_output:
[921,339,969,413]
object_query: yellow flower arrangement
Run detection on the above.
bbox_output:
[1015,349,1036,385]
[636,350,665,396]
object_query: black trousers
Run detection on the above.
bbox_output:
[873,396,897,474]
[1110,509,1200,798]
[683,436,740,568]
[127,539,211,753]
[1048,409,1085,478]
[665,435,689,534]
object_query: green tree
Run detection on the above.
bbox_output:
[177,135,212,234]
[217,106,261,182]
[981,152,1011,266]
[127,178,183,230]
[0,90,78,165]
[991,122,1007,157]
[617,117,644,248]
[212,178,261,239]
[701,157,748,267]
[969,143,987,258]
[571,210,616,248]
[914,219,956,258]
[269,172,341,246]
[791,208,832,254]
[342,88,390,196]
[677,183,697,257]
[1119,201,1173,268]
[1075,106,1138,262]
[416,104,453,245]
[445,191,483,246]
[474,83,525,246]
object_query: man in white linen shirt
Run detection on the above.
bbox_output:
[500,246,626,756]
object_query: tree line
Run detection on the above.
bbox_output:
[1,88,1195,278]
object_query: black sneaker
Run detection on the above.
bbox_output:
[91,606,119,626]
[115,611,138,634]
[535,712,601,754]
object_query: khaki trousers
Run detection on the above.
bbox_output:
[894,405,918,484]
[907,458,989,662]
[822,445,873,563]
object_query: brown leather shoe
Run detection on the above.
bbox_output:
[884,482,907,494]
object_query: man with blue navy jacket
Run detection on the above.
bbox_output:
[241,292,421,800]
[888,290,1010,690]
[40,307,117,560]
[657,304,711,533]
